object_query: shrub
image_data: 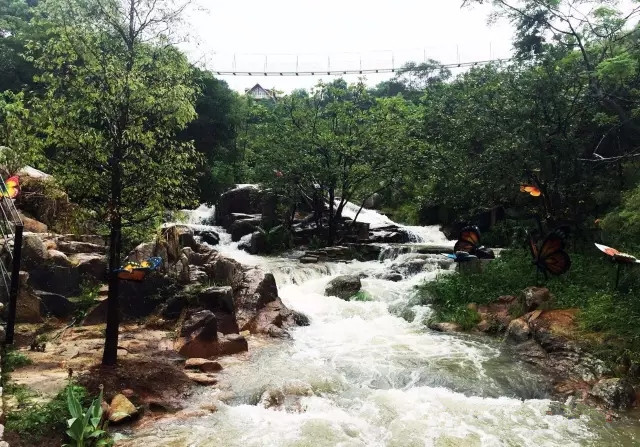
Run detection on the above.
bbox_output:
[419,248,640,347]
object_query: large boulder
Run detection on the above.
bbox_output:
[325,275,362,300]
[47,249,73,268]
[185,358,223,373]
[16,272,43,323]
[37,291,75,319]
[109,394,138,424]
[162,225,197,263]
[19,213,48,233]
[523,287,552,312]
[70,253,107,282]
[21,233,50,269]
[589,378,636,410]
[193,229,220,246]
[230,218,261,242]
[176,310,248,358]
[215,185,264,228]
[505,318,531,344]
[246,231,267,255]
[27,265,81,296]
[56,240,105,255]
[233,268,278,329]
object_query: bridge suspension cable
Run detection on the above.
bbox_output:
[208,57,513,77]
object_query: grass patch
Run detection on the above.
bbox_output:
[419,248,640,348]
[5,383,90,445]
[351,291,372,302]
[3,349,33,373]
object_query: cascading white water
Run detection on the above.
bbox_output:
[338,200,452,245]
[124,204,639,446]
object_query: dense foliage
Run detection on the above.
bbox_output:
[420,248,640,360]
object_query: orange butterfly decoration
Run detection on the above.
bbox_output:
[520,184,541,197]
[595,243,640,265]
[528,228,571,278]
[0,176,19,199]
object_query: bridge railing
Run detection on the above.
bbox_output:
[0,176,23,344]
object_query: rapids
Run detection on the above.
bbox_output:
[120,205,640,446]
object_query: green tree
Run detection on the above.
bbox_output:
[180,68,243,203]
[28,0,198,365]
[248,80,419,244]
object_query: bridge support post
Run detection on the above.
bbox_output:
[6,224,23,345]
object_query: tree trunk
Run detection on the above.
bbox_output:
[328,187,335,246]
[102,149,122,366]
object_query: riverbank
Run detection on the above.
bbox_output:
[421,248,640,412]
[7,195,640,445]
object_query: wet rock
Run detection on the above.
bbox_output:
[300,256,319,264]
[506,318,531,343]
[186,372,218,385]
[233,269,279,330]
[303,246,355,262]
[246,230,267,254]
[369,230,409,243]
[185,358,223,373]
[523,286,552,312]
[380,272,403,282]
[218,333,248,356]
[428,322,463,333]
[180,310,217,338]
[391,257,429,276]
[37,291,75,319]
[590,378,636,410]
[230,219,260,242]
[206,256,241,286]
[259,388,285,409]
[193,229,220,246]
[22,233,49,268]
[292,311,310,326]
[109,394,138,423]
[70,253,107,282]
[214,185,263,228]
[325,275,362,300]
[198,286,234,313]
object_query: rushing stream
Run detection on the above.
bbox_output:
[122,205,640,446]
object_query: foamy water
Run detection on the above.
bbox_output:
[122,201,640,446]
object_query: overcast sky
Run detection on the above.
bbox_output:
[182,0,516,93]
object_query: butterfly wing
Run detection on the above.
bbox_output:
[520,185,541,197]
[538,230,571,275]
[539,233,566,259]
[454,226,480,253]
[148,257,162,270]
[527,232,539,261]
[595,243,619,257]
[594,243,639,263]
[542,251,571,275]
[5,176,19,199]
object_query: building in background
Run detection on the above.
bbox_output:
[245,83,276,101]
